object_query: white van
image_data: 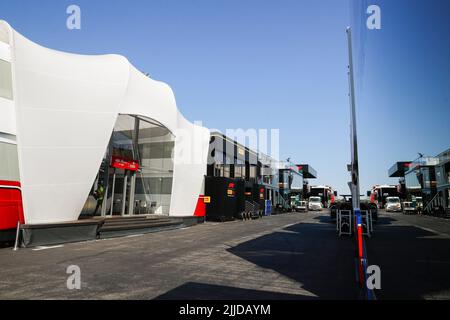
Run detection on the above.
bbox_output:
[386,197,402,212]
[308,196,323,211]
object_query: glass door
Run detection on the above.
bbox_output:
[105,168,137,216]
[108,168,128,216]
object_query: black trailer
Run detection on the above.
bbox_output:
[204,176,245,222]
[242,183,265,219]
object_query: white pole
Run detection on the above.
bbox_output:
[13,221,20,251]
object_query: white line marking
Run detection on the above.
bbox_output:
[32,245,64,251]
[125,234,144,238]
[95,237,118,242]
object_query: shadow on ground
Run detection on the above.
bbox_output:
[313,214,335,224]
[155,215,357,300]
[225,215,358,299]
[367,215,450,299]
[374,216,397,226]
[154,282,316,300]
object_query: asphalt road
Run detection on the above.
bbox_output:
[0,210,449,300]
[366,211,450,300]
[0,211,357,300]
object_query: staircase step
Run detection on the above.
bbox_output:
[94,215,188,239]
[101,215,167,221]
[100,220,181,232]
[98,220,184,239]
[102,218,173,226]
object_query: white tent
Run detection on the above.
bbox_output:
[0,20,209,225]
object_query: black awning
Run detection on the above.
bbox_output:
[388,161,412,177]
[296,164,317,179]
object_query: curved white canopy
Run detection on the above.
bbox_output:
[0,20,209,224]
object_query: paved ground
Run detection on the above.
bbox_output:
[366,211,450,300]
[0,210,449,300]
[0,211,357,300]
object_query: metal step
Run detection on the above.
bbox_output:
[100,220,180,231]
[100,215,167,221]
[101,217,173,226]
[98,216,184,238]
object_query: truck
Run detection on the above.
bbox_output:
[309,185,336,208]
[290,194,307,212]
[368,185,400,209]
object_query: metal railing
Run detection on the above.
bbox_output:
[244,200,262,220]
[337,209,373,237]
[424,193,442,214]
[337,210,352,236]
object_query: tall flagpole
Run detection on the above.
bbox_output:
[346,27,360,210]
[347,26,374,300]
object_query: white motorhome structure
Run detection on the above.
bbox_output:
[0,21,210,245]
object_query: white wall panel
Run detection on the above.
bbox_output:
[170,114,209,216]
[17,109,117,148]
[24,183,93,224]
[18,147,108,186]
[9,24,129,224]
[119,65,179,131]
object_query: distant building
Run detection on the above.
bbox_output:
[390,148,450,215]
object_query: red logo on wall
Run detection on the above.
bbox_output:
[111,156,139,171]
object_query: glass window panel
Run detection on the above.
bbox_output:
[161,178,173,195]
[135,116,174,215]
[0,142,19,181]
[88,114,175,216]
[224,165,230,178]
[234,165,242,178]
[0,59,13,100]
[250,165,257,179]
[111,115,136,160]
[163,141,174,158]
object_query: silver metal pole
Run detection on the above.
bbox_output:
[128,172,136,216]
[121,171,128,216]
[101,184,108,217]
[347,27,375,300]
[13,221,20,251]
[346,27,360,210]
[110,170,116,216]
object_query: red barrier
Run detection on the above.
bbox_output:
[0,181,24,230]
[356,223,365,287]
[193,195,206,217]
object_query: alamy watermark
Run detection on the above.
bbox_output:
[66,4,81,30]
[172,122,281,166]
[66,265,81,290]
[366,264,381,290]
[367,5,381,30]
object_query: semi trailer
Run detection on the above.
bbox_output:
[308,185,336,208]
[368,185,400,209]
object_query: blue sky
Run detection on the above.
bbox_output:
[1,0,449,195]
[352,0,450,194]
